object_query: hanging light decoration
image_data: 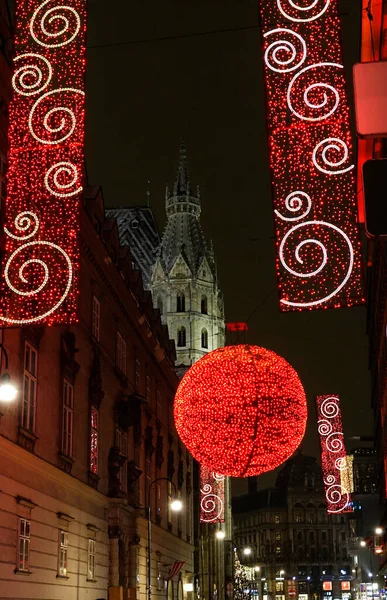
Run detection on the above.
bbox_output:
[174,345,307,477]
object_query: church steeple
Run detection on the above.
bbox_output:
[173,140,191,196]
[165,142,200,218]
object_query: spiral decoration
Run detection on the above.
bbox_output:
[3,218,73,324]
[30,0,81,48]
[275,191,312,222]
[264,29,307,73]
[4,212,40,240]
[320,396,340,418]
[316,395,352,514]
[44,161,83,197]
[28,88,84,145]
[279,220,354,308]
[277,0,331,22]
[200,484,224,523]
[12,53,52,96]
[312,137,354,175]
[287,63,343,122]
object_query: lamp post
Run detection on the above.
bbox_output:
[0,342,17,402]
[147,477,182,600]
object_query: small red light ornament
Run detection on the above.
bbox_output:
[174,345,307,477]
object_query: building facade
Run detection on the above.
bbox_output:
[233,454,352,600]
[0,186,194,600]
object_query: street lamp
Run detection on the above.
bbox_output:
[147,478,182,600]
[360,540,367,547]
[216,530,226,540]
[0,343,17,402]
[243,547,252,556]
[375,527,383,536]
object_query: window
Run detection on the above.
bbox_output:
[18,518,30,572]
[201,296,208,314]
[92,296,100,341]
[176,292,185,312]
[90,406,99,475]
[58,530,68,576]
[307,511,314,524]
[201,329,208,349]
[157,296,163,314]
[275,531,281,542]
[87,539,96,580]
[116,429,128,493]
[22,342,38,432]
[62,380,74,457]
[274,514,280,524]
[309,531,315,542]
[177,326,186,347]
[321,531,327,542]
[116,331,127,375]
[131,219,138,229]
[146,374,151,401]
[135,355,141,391]
[295,511,303,523]
[341,531,346,541]
[276,582,284,592]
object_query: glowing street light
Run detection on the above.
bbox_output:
[170,498,183,512]
[216,530,225,540]
[0,344,17,403]
[375,527,383,535]
[360,540,367,547]
[243,547,252,556]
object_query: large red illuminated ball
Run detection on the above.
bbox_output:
[174,345,307,477]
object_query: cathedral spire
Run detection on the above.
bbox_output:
[173,140,191,196]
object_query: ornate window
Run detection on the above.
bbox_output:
[177,292,185,312]
[177,326,186,347]
[62,379,74,457]
[87,539,96,580]
[18,518,30,572]
[58,530,68,577]
[22,342,38,432]
[201,295,208,314]
[201,329,208,349]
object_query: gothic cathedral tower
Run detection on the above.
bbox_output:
[150,142,225,372]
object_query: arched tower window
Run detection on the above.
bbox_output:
[177,292,185,312]
[157,296,163,314]
[177,326,186,347]
[201,329,208,349]
[201,295,208,314]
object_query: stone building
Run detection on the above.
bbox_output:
[0,185,194,600]
[233,454,352,600]
[109,143,230,600]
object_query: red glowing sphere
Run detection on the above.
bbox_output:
[174,345,307,477]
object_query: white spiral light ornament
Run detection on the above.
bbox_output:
[277,0,331,22]
[279,220,354,308]
[12,53,52,96]
[325,478,350,513]
[264,28,307,73]
[200,483,224,523]
[317,419,332,436]
[287,63,343,122]
[44,161,83,198]
[321,396,340,418]
[312,137,354,175]
[30,0,81,48]
[275,191,312,222]
[4,211,40,240]
[326,431,344,453]
[28,88,85,145]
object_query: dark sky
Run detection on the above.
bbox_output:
[85,0,371,493]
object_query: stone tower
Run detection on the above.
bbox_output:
[150,142,225,371]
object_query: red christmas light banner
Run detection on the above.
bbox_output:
[259,0,364,311]
[0,0,87,326]
[200,466,225,523]
[316,395,353,513]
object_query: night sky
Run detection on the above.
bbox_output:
[85,0,371,492]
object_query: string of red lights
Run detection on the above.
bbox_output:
[259,0,364,311]
[0,0,87,325]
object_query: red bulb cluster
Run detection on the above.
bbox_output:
[259,0,364,311]
[174,345,307,478]
[0,0,87,326]
[316,394,353,513]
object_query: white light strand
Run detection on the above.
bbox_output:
[312,137,355,175]
[28,87,85,145]
[12,53,52,96]
[287,62,343,122]
[4,211,40,240]
[30,0,81,48]
[264,28,307,73]
[44,161,83,197]
[275,191,312,222]
[279,221,354,308]
[277,0,331,22]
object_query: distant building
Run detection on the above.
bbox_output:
[233,454,352,600]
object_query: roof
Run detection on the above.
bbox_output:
[105,206,160,288]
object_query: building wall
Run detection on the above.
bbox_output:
[0,188,194,599]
